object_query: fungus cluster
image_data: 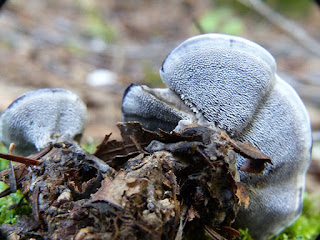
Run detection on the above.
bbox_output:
[0,34,312,239]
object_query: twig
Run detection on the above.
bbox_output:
[237,0,320,57]
[0,153,41,165]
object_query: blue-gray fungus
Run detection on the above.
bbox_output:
[0,88,88,156]
[122,33,312,239]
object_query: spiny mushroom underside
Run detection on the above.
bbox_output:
[0,122,270,240]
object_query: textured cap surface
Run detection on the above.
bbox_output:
[0,88,87,156]
[160,33,277,134]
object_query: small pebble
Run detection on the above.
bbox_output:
[86,69,117,87]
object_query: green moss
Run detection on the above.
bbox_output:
[238,228,253,240]
[276,193,320,239]
[0,182,32,225]
[238,193,320,240]
[0,144,32,225]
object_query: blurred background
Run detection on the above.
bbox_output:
[0,0,319,194]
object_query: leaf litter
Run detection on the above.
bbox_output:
[0,122,271,240]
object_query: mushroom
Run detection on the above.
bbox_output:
[0,88,88,156]
[122,84,196,132]
[122,33,312,239]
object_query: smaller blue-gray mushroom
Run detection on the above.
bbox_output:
[122,84,196,132]
[122,33,312,239]
[0,88,87,156]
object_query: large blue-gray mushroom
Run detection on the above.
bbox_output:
[122,33,312,239]
[0,88,88,156]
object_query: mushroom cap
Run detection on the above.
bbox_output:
[160,33,277,134]
[0,88,87,156]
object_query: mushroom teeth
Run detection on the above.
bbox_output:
[160,33,277,134]
[0,88,88,156]
[122,84,195,132]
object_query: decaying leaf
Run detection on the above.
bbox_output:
[0,122,272,240]
[235,182,250,209]
[221,131,272,174]
[204,225,227,240]
[94,122,198,169]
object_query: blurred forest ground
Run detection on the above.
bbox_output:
[0,0,319,194]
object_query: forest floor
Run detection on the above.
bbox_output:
[0,0,320,194]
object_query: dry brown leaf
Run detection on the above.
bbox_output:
[221,131,272,174]
[91,171,126,208]
[235,182,250,209]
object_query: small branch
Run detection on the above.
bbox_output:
[0,153,41,165]
[238,0,320,57]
